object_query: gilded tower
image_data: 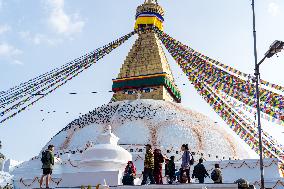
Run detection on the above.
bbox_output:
[112,1,181,102]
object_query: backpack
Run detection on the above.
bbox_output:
[41,151,49,164]
[211,170,219,181]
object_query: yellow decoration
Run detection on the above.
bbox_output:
[134,17,163,30]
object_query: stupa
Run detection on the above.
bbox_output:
[10,1,284,188]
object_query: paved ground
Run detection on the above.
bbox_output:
[49,183,238,189]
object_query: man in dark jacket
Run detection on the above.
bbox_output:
[165,156,176,184]
[39,144,55,188]
[141,144,155,185]
[192,158,209,183]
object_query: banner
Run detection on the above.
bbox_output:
[0,31,136,124]
[153,27,284,123]
[153,27,284,162]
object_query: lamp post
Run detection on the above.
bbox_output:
[251,1,284,189]
[254,40,284,189]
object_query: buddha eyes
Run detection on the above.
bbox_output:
[123,88,155,95]
[141,88,155,93]
[123,90,137,95]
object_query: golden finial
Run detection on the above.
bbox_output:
[144,0,158,4]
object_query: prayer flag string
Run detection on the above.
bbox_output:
[0,30,136,124]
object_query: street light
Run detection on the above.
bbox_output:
[265,40,284,58]
[251,1,284,189]
[254,39,284,189]
[258,40,284,65]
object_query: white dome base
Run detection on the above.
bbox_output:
[45,99,254,164]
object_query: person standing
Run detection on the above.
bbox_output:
[122,161,137,185]
[165,156,176,184]
[39,144,55,189]
[165,158,170,176]
[153,149,164,184]
[211,164,223,184]
[192,158,209,183]
[141,144,155,185]
[180,144,192,183]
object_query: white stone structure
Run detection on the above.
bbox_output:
[3,159,22,172]
[0,171,13,188]
[0,152,5,171]
[10,100,284,188]
[12,126,132,189]
[44,100,255,164]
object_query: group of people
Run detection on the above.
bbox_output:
[39,144,222,188]
[122,143,223,185]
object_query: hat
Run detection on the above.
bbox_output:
[145,144,152,148]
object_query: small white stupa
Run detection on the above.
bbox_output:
[12,125,132,188]
[81,125,132,169]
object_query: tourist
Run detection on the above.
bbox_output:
[122,161,136,185]
[141,144,155,185]
[211,164,222,184]
[165,156,176,184]
[192,158,209,183]
[39,144,55,189]
[165,158,170,176]
[176,167,181,183]
[153,149,164,184]
[180,144,192,183]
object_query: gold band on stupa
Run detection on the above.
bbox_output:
[112,73,181,102]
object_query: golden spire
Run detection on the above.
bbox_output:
[111,2,181,103]
[144,0,158,4]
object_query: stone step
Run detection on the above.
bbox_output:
[50,183,238,189]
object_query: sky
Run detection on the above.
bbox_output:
[0,0,283,161]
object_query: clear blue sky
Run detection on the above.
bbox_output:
[0,0,283,161]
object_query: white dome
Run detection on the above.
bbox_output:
[39,99,255,172]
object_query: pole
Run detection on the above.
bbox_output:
[252,0,265,188]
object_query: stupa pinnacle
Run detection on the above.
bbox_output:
[112,1,181,102]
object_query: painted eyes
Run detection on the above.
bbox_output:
[141,88,155,93]
[123,90,137,95]
[123,88,155,95]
